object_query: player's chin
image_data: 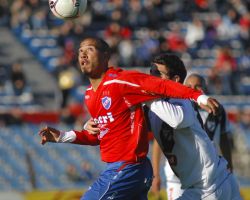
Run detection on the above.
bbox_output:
[80,65,87,73]
[81,68,91,76]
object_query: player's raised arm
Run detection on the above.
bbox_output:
[117,71,219,114]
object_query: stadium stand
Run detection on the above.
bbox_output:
[0,124,104,191]
[0,0,249,198]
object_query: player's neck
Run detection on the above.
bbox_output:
[89,73,106,91]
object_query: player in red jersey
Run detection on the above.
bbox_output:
[39,37,219,200]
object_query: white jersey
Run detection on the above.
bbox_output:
[148,98,228,189]
[199,108,231,154]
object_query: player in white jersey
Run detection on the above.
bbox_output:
[185,73,233,171]
[150,54,242,199]
[153,73,234,199]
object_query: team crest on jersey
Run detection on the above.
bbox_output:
[102,96,112,110]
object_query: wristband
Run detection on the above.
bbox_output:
[57,130,76,143]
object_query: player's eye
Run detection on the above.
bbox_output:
[150,64,161,77]
[195,86,202,91]
[87,47,95,52]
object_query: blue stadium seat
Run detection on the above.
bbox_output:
[0,124,105,190]
[20,29,34,45]
[29,38,57,55]
[38,48,63,68]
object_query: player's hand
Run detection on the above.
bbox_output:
[151,175,161,196]
[200,98,220,115]
[84,118,100,134]
[39,126,60,145]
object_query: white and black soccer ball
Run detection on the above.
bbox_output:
[49,0,87,19]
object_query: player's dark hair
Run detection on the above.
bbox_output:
[82,37,111,57]
[151,54,187,83]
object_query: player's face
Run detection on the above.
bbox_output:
[150,63,171,80]
[185,76,203,91]
[78,39,107,78]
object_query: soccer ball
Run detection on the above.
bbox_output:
[49,0,87,19]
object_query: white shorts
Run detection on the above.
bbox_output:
[165,160,184,200]
[166,180,183,200]
[175,172,242,200]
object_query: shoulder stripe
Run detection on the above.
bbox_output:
[86,87,92,91]
[103,79,140,87]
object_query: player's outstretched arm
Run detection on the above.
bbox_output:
[39,126,60,145]
[39,126,100,146]
[117,72,220,114]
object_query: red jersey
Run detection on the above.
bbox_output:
[73,67,203,163]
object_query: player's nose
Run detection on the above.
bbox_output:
[79,52,87,59]
[79,49,87,57]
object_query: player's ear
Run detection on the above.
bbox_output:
[101,51,110,62]
[173,75,180,83]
